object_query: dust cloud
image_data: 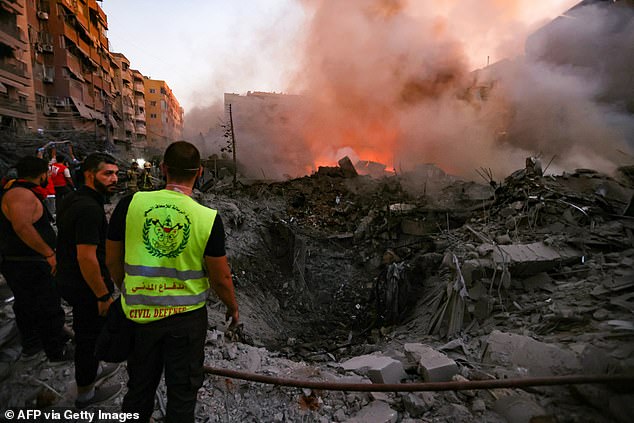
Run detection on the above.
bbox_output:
[184,0,634,180]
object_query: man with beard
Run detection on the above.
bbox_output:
[56,153,122,408]
[0,156,70,362]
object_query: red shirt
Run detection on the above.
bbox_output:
[50,162,70,187]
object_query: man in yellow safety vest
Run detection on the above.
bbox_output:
[106,141,239,423]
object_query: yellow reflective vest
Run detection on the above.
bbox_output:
[121,190,216,323]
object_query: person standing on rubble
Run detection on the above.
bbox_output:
[0,156,71,363]
[50,153,75,212]
[106,141,239,423]
[126,161,141,194]
[55,152,122,408]
[139,161,155,191]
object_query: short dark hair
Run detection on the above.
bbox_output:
[82,152,117,173]
[163,141,200,181]
[16,156,48,179]
[56,154,67,164]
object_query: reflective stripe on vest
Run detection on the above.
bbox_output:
[122,190,217,323]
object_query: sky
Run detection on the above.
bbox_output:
[101,0,577,113]
[101,0,306,111]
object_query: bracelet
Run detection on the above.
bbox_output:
[45,252,55,258]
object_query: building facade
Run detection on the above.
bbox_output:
[27,0,115,144]
[0,0,35,132]
[144,77,183,153]
[0,0,184,159]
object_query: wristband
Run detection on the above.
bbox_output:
[97,293,112,302]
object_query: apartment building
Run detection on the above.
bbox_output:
[26,0,115,142]
[144,77,183,152]
[0,0,35,132]
[111,52,133,144]
[131,68,146,149]
[0,0,184,156]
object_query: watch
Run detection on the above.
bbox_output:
[97,293,112,302]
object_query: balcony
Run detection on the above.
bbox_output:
[135,124,146,135]
[0,95,31,115]
[135,112,146,122]
[135,98,145,108]
[133,81,144,93]
[0,20,25,47]
[124,121,134,132]
[0,59,28,78]
[93,75,103,90]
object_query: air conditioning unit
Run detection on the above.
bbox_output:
[37,11,49,20]
[35,43,43,53]
[55,99,66,107]
[43,106,57,115]
[43,76,54,83]
[43,44,54,53]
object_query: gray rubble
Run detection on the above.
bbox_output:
[1,159,634,422]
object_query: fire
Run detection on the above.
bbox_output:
[306,120,400,172]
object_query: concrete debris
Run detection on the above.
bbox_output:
[338,156,359,178]
[340,354,406,384]
[483,330,581,377]
[493,395,553,423]
[483,242,582,277]
[345,401,398,423]
[404,343,459,382]
[1,156,633,422]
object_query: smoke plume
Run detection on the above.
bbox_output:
[185,0,634,180]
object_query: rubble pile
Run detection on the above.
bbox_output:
[1,158,633,422]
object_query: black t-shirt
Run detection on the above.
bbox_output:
[56,186,112,286]
[107,192,226,257]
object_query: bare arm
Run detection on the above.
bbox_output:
[205,255,239,326]
[2,188,56,273]
[105,239,125,290]
[77,244,112,316]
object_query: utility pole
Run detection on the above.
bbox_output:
[228,103,237,184]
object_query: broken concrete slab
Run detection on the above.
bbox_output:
[338,156,358,178]
[483,330,581,376]
[493,396,551,423]
[402,392,433,417]
[345,401,398,423]
[404,343,459,382]
[340,354,406,384]
[480,242,581,276]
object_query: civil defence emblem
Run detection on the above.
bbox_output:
[142,204,191,258]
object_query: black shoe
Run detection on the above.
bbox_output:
[94,363,121,386]
[75,384,122,409]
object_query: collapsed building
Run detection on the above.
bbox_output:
[1,156,633,422]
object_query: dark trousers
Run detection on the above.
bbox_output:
[57,280,104,387]
[122,307,207,423]
[54,185,72,213]
[1,260,66,358]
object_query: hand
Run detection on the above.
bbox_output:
[225,307,239,329]
[46,254,57,276]
[97,297,113,317]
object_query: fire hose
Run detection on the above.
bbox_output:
[204,366,634,392]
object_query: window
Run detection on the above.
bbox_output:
[149,88,156,94]
[150,101,156,106]
[160,88,166,95]
[150,113,157,118]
